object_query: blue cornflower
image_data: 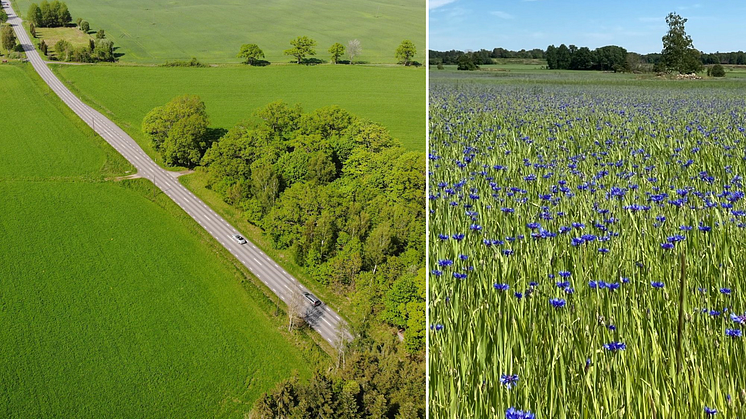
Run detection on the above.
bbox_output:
[503,249,514,256]
[651,281,665,288]
[431,270,442,277]
[438,259,453,267]
[720,288,731,295]
[459,255,469,261]
[603,341,626,352]
[565,287,575,295]
[453,273,467,279]
[452,233,465,241]
[558,271,571,278]
[494,283,510,291]
[725,329,742,338]
[621,277,630,284]
[556,281,570,289]
[514,292,523,300]
[430,324,444,331]
[661,243,674,250]
[529,281,538,287]
[704,407,717,415]
[598,248,609,253]
[505,407,535,419]
[438,234,449,240]
[731,313,746,325]
[549,298,566,308]
[470,224,482,231]
[499,374,519,389]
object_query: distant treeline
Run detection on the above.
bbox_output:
[431,46,746,69]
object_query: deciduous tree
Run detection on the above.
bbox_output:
[328,42,345,64]
[395,40,416,66]
[661,12,702,74]
[1,25,16,52]
[347,39,361,63]
[284,35,316,64]
[237,43,264,65]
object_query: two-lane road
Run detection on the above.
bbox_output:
[2,1,351,346]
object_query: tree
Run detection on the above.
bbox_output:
[80,20,89,32]
[456,53,477,71]
[92,38,114,62]
[570,46,593,70]
[96,29,105,39]
[39,39,48,55]
[54,39,72,61]
[1,25,16,52]
[395,40,416,66]
[57,2,71,26]
[237,43,264,65]
[661,12,703,74]
[710,64,725,77]
[284,35,316,64]
[27,3,42,26]
[0,9,8,24]
[347,39,361,63]
[29,23,36,38]
[328,42,345,64]
[142,95,211,166]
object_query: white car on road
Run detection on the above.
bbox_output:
[231,234,247,244]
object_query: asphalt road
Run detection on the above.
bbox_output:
[2,1,351,346]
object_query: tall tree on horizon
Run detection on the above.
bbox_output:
[660,12,702,74]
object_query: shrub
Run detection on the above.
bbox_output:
[711,64,726,77]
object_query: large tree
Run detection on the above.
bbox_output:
[395,40,416,66]
[237,43,264,65]
[142,95,211,167]
[660,12,702,74]
[284,36,316,64]
[347,39,361,63]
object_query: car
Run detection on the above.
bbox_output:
[303,292,322,307]
[231,234,247,244]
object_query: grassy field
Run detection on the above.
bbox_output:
[12,0,425,64]
[0,63,313,417]
[35,26,92,50]
[429,69,746,417]
[53,64,425,152]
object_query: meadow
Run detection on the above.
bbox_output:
[53,64,425,152]
[11,0,425,64]
[0,64,312,417]
[429,71,746,418]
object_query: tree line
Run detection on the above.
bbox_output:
[27,1,71,27]
[237,37,417,66]
[429,47,545,66]
[546,44,629,71]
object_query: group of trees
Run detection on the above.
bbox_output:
[1,24,17,53]
[27,1,71,28]
[237,37,412,66]
[142,95,213,167]
[252,333,423,418]
[50,37,114,62]
[546,44,629,71]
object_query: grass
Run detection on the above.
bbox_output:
[12,0,425,64]
[0,63,317,417]
[35,26,92,51]
[52,64,425,152]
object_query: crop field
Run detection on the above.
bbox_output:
[12,0,425,64]
[53,64,425,151]
[0,64,311,417]
[429,74,746,418]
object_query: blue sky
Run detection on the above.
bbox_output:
[429,1,746,54]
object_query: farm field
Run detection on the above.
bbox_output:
[0,64,312,417]
[11,0,425,64]
[53,64,425,152]
[428,71,746,418]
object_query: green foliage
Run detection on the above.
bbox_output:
[142,95,211,167]
[284,35,316,64]
[54,38,72,61]
[347,39,361,63]
[95,28,105,39]
[661,12,703,74]
[546,43,628,71]
[79,19,88,32]
[396,39,416,66]
[162,57,206,67]
[28,1,71,27]
[92,38,114,61]
[1,24,16,52]
[328,42,345,64]
[29,22,36,37]
[0,9,8,24]
[237,43,264,65]
[710,63,725,77]
[457,53,478,71]
[252,336,424,418]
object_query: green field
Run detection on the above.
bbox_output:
[53,64,425,152]
[0,64,312,417]
[12,0,425,64]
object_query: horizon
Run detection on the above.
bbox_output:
[429,0,746,55]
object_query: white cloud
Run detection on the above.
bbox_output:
[429,0,457,10]
[491,11,515,19]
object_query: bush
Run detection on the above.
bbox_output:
[161,57,207,67]
[80,20,89,32]
[711,64,726,77]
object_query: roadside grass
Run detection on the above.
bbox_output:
[11,0,425,64]
[0,61,323,417]
[52,63,425,153]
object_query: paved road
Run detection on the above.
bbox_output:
[2,1,351,346]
